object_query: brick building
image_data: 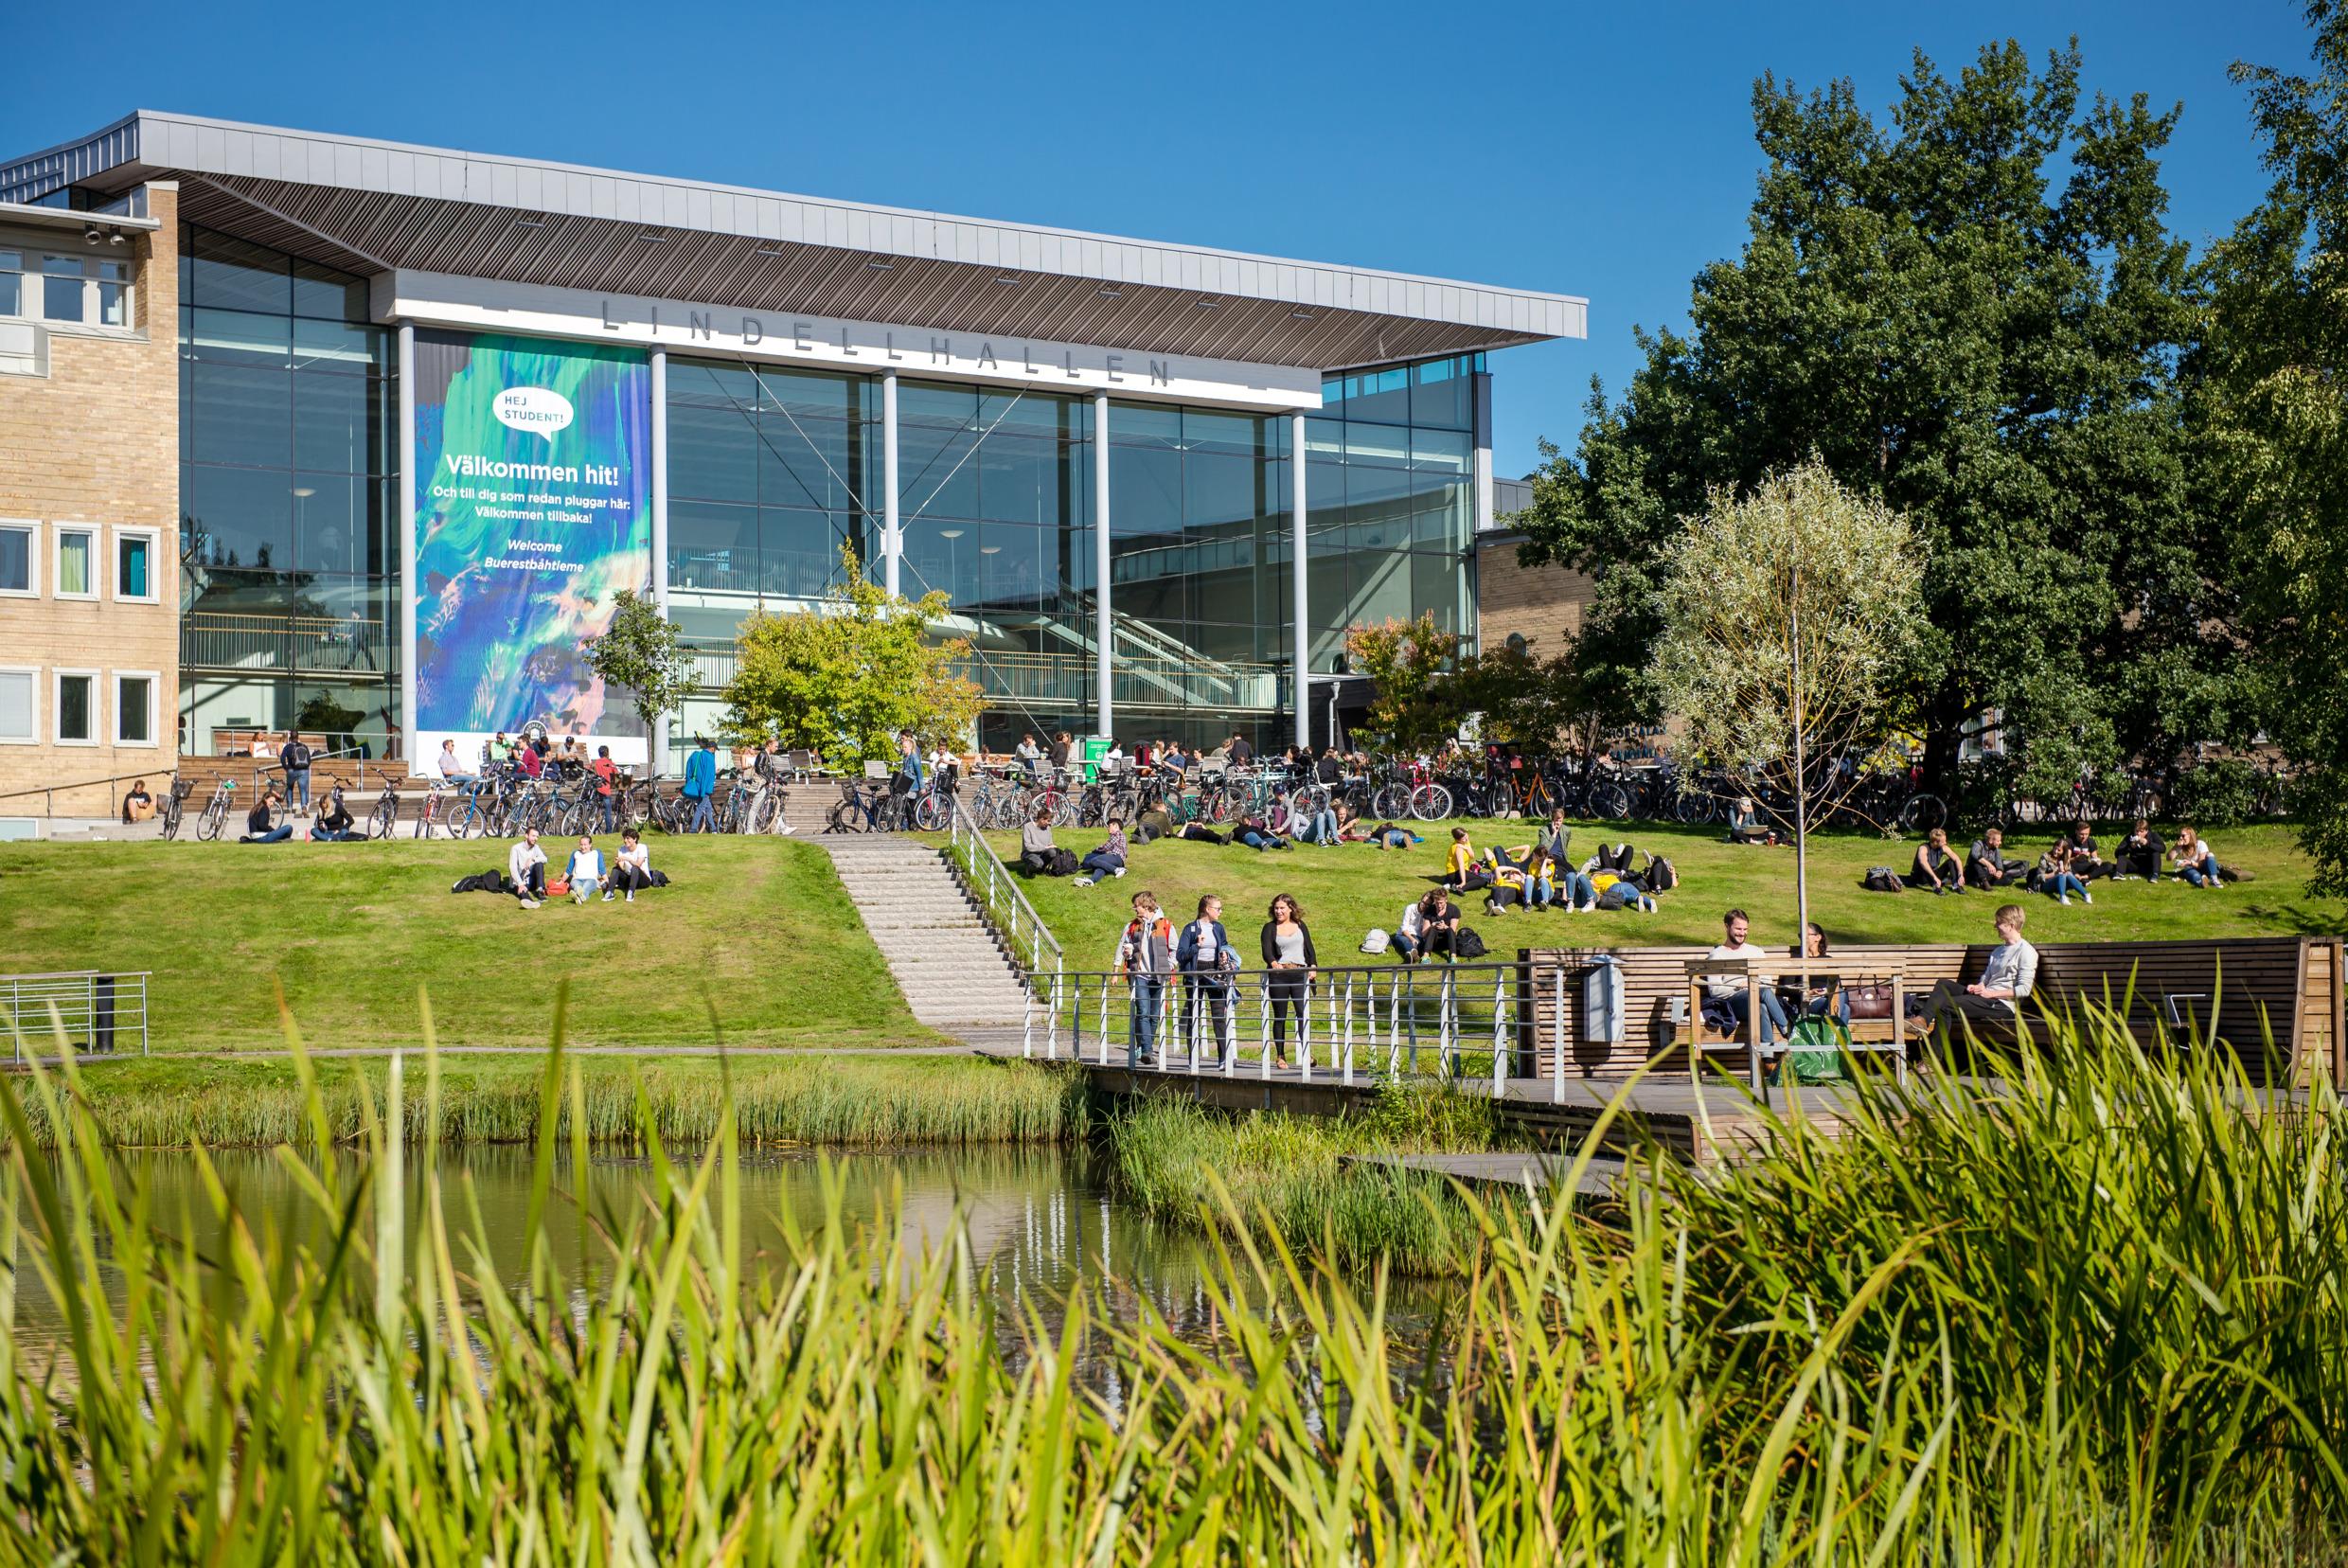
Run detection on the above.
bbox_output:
[0,184,180,825]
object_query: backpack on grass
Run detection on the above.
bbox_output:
[1048,847,1080,876]
[1452,926,1488,959]
[450,869,508,894]
[1862,865,1903,894]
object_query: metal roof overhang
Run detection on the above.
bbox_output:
[1,111,1586,373]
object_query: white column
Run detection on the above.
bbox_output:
[882,370,901,598]
[1094,391,1112,739]
[649,345,670,775]
[1291,410,1309,751]
[397,320,417,771]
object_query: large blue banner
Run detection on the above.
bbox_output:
[412,330,650,757]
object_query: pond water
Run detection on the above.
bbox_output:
[10,1145,1448,1373]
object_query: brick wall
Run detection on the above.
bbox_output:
[1475,530,1595,659]
[0,184,181,820]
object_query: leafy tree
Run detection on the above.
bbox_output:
[1652,460,1929,935]
[580,589,698,777]
[1454,641,1610,756]
[1343,615,1463,756]
[721,549,983,768]
[2200,1,2348,892]
[1513,40,2249,791]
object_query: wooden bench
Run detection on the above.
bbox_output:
[1672,954,1912,1094]
[1524,937,2344,1087]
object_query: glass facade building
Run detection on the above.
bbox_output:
[665,352,1487,756]
[175,225,400,756]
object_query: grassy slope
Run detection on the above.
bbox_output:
[964,818,2348,967]
[17,1052,1078,1148]
[0,837,930,1052]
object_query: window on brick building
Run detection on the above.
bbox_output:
[55,526,95,597]
[0,522,31,595]
[0,669,34,744]
[0,250,20,317]
[55,671,96,744]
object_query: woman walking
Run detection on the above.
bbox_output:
[1259,893,1317,1070]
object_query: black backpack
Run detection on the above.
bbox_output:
[1863,865,1903,893]
[1048,846,1080,876]
[1644,853,1678,892]
[451,868,508,894]
[1453,926,1488,959]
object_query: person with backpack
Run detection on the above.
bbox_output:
[278,735,314,814]
[1260,893,1316,1070]
[1116,892,1176,1066]
[1176,894,1236,1064]
[1020,805,1060,876]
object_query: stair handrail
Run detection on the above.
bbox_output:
[946,793,1064,989]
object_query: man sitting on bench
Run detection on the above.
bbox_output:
[1920,903,2037,1034]
[1705,908,1791,1047]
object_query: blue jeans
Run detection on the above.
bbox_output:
[1723,988,1793,1045]
[1803,990,1854,1027]
[1305,808,1339,843]
[284,769,311,811]
[441,772,478,790]
[1129,976,1165,1062]
[1237,829,1284,850]
[686,793,714,833]
[2042,871,2088,899]
[1558,871,1598,908]
[242,824,293,844]
[596,793,616,831]
[1080,851,1124,879]
[2180,855,2221,886]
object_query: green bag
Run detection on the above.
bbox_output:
[1783,1014,1853,1085]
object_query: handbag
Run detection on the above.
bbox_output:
[1845,983,1894,1021]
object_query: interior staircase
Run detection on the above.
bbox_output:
[815,832,1037,1035]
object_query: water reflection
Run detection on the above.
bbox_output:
[11,1146,1451,1381]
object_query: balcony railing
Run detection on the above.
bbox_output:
[182,613,390,677]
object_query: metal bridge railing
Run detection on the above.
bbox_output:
[1019,962,1529,1096]
[946,793,1064,992]
[0,971,152,1060]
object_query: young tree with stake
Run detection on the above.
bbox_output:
[1652,459,1928,941]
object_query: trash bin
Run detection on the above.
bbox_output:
[1080,737,1112,783]
[92,974,116,1055]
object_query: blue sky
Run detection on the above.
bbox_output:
[0,0,2314,475]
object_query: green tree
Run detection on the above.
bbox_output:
[1513,40,2248,790]
[579,589,698,777]
[1454,640,1610,756]
[1652,460,1929,936]
[721,550,984,768]
[1343,615,1463,756]
[2200,2,2348,892]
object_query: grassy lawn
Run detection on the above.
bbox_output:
[958,818,2348,966]
[0,837,931,1052]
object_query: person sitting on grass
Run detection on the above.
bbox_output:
[121,778,154,824]
[2064,821,2106,881]
[2116,818,2161,881]
[1907,827,1965,895]
[566,834,606,904]
[2034,839,2093,906]
[1232,811,1290,851]
[1019,805,1059,876]
[2171,826,2224,888]
[612,829,652,901]
[1966,827,2024,890]
[1725,795,1770,846]
[508,828,548,908]
[1445,826,1491,891]
[1395,888,1462,964]
[240,789,294,845]
[309,787,363,842]
[1921,904,2037,1034]
[1074,820,1130,886]
[1703,908,1791,1047]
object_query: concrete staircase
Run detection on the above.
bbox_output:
[818,834,1035,1033]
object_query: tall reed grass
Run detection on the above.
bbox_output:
[0,1006,2341,1559]
[20,1052,1083,1149]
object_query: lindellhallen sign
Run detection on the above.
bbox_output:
[372,270,1325,413]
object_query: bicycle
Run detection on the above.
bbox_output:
[196,777,238,842]
[413,780,452,838]
[160,775,194,840]
[366,778,400,840]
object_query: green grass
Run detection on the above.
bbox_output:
[11,1051,1079,1149]
[1102,1084,1508,1274]
[0,836,933,1051]
[4,1006,2347,1557]
[960,816,2348,963]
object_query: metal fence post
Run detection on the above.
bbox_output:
[1491,966,1508,1099]
[1341,975,1356,1086]
[1554,965,1567,1105]
[1259,975,1273,1079]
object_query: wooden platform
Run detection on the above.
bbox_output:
[1343,1150,1633,1201]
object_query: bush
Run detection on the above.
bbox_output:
[2168,757,2263,828]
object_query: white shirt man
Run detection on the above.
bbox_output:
[1702,909,1791,1044]
[508,829,548,908]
